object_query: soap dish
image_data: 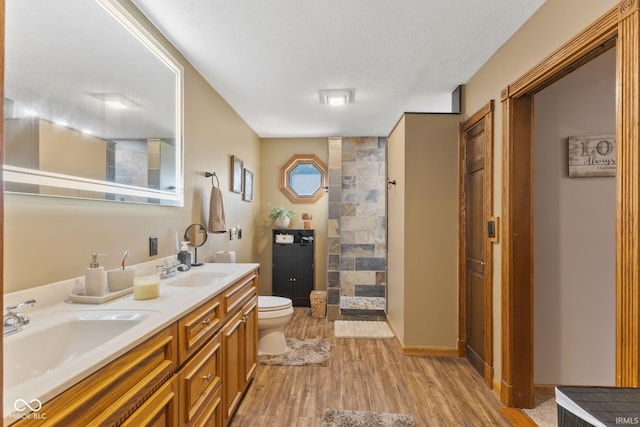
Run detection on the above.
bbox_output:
[68,287,133,304]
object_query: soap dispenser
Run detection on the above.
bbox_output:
[85,253,106,296]
[177,242,191,270]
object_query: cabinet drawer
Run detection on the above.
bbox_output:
[189,386,222,427]
[179,332,222,426]
[178,295,223,364]
[122,375,179,426]
[222,273,257,318]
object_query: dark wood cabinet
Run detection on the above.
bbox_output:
[272,229,314,306]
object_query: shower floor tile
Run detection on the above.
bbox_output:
[340,296,386,315]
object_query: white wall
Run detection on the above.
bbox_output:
[533,48,616,386]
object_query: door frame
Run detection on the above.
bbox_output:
[501,2,640,407]
[458,100,495,387]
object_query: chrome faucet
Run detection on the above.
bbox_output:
[4,299,36,335]
[156,260,188,279]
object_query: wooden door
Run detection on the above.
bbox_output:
[465,121,487,379]
[459,101,494,388]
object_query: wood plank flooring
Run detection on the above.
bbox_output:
[231,308,510,426]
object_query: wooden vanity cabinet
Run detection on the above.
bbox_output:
[11,268,259,427]
[181,269,258,427]
[13,325,177,427]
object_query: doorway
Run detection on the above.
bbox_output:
[533,48,616,388]
[502,2,640,408]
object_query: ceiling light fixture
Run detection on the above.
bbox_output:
[90,93,139,110]
[319,88,355,106]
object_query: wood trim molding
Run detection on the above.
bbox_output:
[402,346,459,357]
[508,5,618,97]
[499,408,537,427]
[616,2,640,387]
[492,379,502,398]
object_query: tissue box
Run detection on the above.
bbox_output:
[275,234,294,244]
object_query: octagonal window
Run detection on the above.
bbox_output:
[280,154,327,203]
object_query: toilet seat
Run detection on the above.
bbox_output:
[258,296,292,312]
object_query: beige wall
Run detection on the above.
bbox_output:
[4,0,261,292]
[387,116,406,340]
[258,138,328,296]
[463,0,619,383]
[387,113,459,348]
[534,48,616,386]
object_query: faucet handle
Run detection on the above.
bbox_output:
[6,299,36,313]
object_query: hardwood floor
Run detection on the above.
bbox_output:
[231,308,510,426]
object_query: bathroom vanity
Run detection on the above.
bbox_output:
[4,262,259,426]
[272,229,315,306]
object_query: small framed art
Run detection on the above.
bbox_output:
[231,155,243,193]
[243,168,253,202]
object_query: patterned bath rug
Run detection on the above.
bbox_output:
[334,320,394,339]
[258,338,330,366]
[322,409,416,427]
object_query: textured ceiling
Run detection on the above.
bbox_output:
[131,0,546,137]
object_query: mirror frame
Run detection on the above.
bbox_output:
[279,154,327,204]
[3,0,185,206]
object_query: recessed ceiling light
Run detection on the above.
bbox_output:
[319,89,355,105]
[90,93,139,110]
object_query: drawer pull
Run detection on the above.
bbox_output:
[202,318,212,326]
[202,373,212,382]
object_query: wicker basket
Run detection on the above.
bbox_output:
[310,290,327,319]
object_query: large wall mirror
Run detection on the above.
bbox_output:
[4,0,184,206]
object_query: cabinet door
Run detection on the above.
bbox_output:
[122,376,179,427]
[272,245,294,299]
[293,243,314,306]
[222,311,244,425]
[242,296,258,384]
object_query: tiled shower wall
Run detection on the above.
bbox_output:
[326,136,387,320]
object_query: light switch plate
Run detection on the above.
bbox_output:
[149,236,158,256]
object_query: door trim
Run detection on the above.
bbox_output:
[458,100,495,387]
[501,1,640,407]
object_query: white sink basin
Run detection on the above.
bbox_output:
[3,310,158,388]
[167,269,234,287]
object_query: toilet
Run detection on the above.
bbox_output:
[257,296,294,355]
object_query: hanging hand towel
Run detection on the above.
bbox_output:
[208,186,227,233]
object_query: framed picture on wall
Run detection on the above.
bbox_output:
[231,155,243,193]
[243,168,253,202]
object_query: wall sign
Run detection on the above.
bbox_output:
[568,135,616,178]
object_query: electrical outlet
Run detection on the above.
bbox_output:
[149,236,158,256]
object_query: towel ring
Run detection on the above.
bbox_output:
[205,172,220,188]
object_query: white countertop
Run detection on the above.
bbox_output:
[3,260,259,425]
